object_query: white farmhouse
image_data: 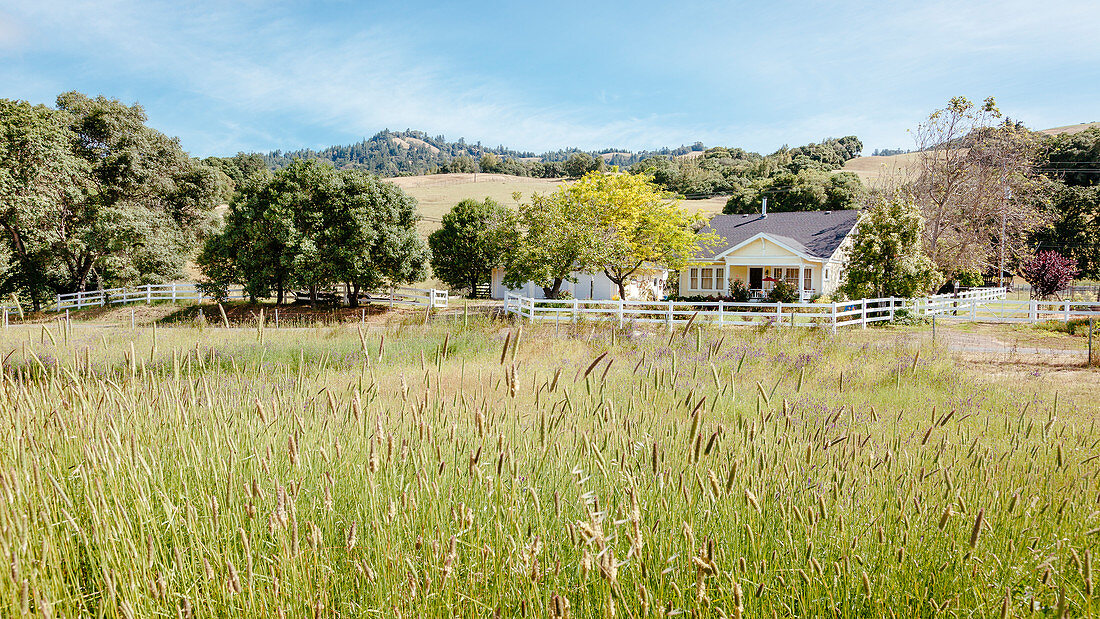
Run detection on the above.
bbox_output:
[680,210,860,301]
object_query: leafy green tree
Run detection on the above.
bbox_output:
[1031,184,1100,279]
[723,170,863,214]
[564,152,603,178]
[0,100,87,310]
[842,193,940,299]
[501,189,604,299]
[199,160,428,305]
[478,153,501,173]
[428,198,509,297]
[332,169,429,305]
[56,92,221,292]
[203,152,266,192]
[1040,126,1100,187]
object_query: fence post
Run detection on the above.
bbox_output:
[861,298,867,329]
[830,301,837,334]
[56,294,61,311]
[667,300,674,333]
[430,289,437,308]
[1065,301,1071,325]
[718,300,724,327]
[172,284,177,303]
[146,284,151,304]
[776,301,783,326]
[1089,317,1094,367]
[573,298,579,324]
[1030,300,1037,322]
[889,297,896,322]
[617,299,624,329]
[970,297,976,321]
[3,309,6,329]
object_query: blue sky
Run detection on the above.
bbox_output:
[1,1,1097,158]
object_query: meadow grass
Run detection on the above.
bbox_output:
[0,315,1097,617]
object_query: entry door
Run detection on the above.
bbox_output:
[749,267,763,290]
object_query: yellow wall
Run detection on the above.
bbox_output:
[724,237,801,259]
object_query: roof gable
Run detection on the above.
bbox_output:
[717,232,818,261]
[697,211,860,260]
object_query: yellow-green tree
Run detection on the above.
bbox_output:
[502,172,713,299]
[570,172,714,299]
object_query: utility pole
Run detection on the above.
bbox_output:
[999,167,1010,290]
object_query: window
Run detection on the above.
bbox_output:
[784,268,799,286]
[701,268,713,290]
[804,268,812,291]
[690,268,698,289]
[824,269,830,281]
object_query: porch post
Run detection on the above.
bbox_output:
[798,263,805,302]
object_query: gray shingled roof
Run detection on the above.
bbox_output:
[697,210,861,260]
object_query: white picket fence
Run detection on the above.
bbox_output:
[500,287,1097,330]
[53,283,447,312]
[504,293,905,332]
[371,287,449,309]
[55,284,247,311]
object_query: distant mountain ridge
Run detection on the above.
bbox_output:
[262,129,707,177]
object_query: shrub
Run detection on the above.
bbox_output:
[767,281,799,303]
[956,270,984,287]
[728,279,751,303]
[1022,251,1078,299]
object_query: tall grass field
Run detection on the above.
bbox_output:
[0,314,1097,617]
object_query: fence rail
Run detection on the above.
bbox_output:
[502,288,1090,330]
[504,294,905,331]
[53,283,447,312]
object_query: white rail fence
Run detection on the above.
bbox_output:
[53,283,447,312]
[502,287,1100,330]
[504,294,904,332]
[368,287,449,309]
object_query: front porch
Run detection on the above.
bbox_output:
[682,263,820,301]
[679,232,831,302]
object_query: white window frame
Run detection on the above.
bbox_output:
[701,267,714,290]
[690,268,698,290]
[803,268,812,291]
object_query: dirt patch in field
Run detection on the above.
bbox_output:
[899,323,1099,405]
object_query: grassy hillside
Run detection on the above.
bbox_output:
[392,173,726,236]
[389,173,567,235]
[841,152,921,186]
[1040,122,1100,135]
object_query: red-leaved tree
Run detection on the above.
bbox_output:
[1021,251,1078,299]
